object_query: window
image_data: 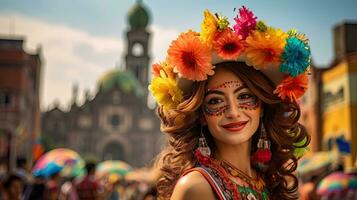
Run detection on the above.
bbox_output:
[0,92,11,108]
[79,116,92,128]
[132,43,144,56]
[110,114,120,127]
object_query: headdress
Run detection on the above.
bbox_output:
[149,6,311,111]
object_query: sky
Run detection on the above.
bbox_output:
[0,0,356,110]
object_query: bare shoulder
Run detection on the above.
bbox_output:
[170,170,216,200]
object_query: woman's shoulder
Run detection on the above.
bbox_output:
[170,170,216,200]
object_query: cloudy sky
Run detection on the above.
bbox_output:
[0,0,356,110]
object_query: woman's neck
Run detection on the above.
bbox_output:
[214,140,254,177]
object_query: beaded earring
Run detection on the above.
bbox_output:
[197,126,211,157]
[251,119,272,170]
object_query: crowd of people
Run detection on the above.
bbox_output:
[0,159,157,200]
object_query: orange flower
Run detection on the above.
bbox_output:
[151,61,174,79]
[152,63,161,78]
[213,29,245,60]
[167,31,214,81]
[245,28,288,69]
[274,73,308,102]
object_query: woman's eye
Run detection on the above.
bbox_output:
[207,98,222,105]
[238,93,254,100]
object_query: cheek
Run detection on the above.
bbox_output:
[204,115,216,125]
[204,115,221,131]
[249,109,261,131]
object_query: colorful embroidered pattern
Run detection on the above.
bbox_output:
[194,165,270,200]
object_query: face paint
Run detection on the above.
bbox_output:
[207,81,243,92]
[203,105,229,116]
[203,68,262,147]
[203,92,260,117]
[237,94,260,110]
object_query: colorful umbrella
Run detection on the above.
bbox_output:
[125,168,151,182]
[32,148,84,177]
[297,151,340,175]
[317,171,357,196]
[96,160,132,178]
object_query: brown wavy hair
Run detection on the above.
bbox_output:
[154,62,310,200]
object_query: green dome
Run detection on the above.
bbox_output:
[98,69,144,96]
[127,1,150,29]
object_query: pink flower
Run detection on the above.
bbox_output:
[233,6,257,39]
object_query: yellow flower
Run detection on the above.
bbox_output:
[287,29,309,44]
[149,76,183,110]
[200,10,218,49]
[152,60,175,79]
[217,14,229,31]
[245,28,288,69]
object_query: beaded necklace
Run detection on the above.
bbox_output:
[220,159,265,191]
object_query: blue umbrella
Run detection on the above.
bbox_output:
[33,162,63,177]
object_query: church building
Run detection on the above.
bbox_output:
[41,1,163,167]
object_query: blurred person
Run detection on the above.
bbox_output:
[75,162,102,200]
[1,174,24,200]
[44,172,61,200]
[14,157,30,185]
[0,176,5,200]
[142,185,157,200]
[107,179,120,200]
[150,5,311,200]
[126,181,140,200]
[59,176,78,200]
[24,175,46,200]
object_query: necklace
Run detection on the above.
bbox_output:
[220,159,265,191]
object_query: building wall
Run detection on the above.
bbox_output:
[0,38,42,170]
[42,84,163,167]
[321,54,357,167]
[348,56,357,167]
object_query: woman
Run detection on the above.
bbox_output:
[149,6,310,200]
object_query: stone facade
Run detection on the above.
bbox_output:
[41,1,164,167]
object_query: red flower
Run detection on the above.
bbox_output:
[274,73,309,102]
[213,29,245,60]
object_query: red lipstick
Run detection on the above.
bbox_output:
[221,121,248,132]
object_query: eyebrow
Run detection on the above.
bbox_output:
[204,85,247,97]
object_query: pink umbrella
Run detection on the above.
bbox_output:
[317,171,356,196]
[32,148,84,177]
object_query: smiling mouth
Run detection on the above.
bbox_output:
[221,121,248,132]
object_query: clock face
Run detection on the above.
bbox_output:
[132,43,144,56]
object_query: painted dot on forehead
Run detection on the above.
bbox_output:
[206,80,244,92]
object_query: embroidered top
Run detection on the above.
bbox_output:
[184,165,269,200]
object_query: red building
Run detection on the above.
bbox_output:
[0,37,42,171]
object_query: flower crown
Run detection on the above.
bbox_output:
[149,6,311,111]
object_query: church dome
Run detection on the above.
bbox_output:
[127,1,150,29]
[98,69,144,97]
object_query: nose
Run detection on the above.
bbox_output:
[224,98,241,119]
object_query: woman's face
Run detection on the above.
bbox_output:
[202,67,262,146]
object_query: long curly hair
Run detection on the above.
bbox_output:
[154,62,310,200]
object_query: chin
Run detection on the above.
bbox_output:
[216,131,254,145]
